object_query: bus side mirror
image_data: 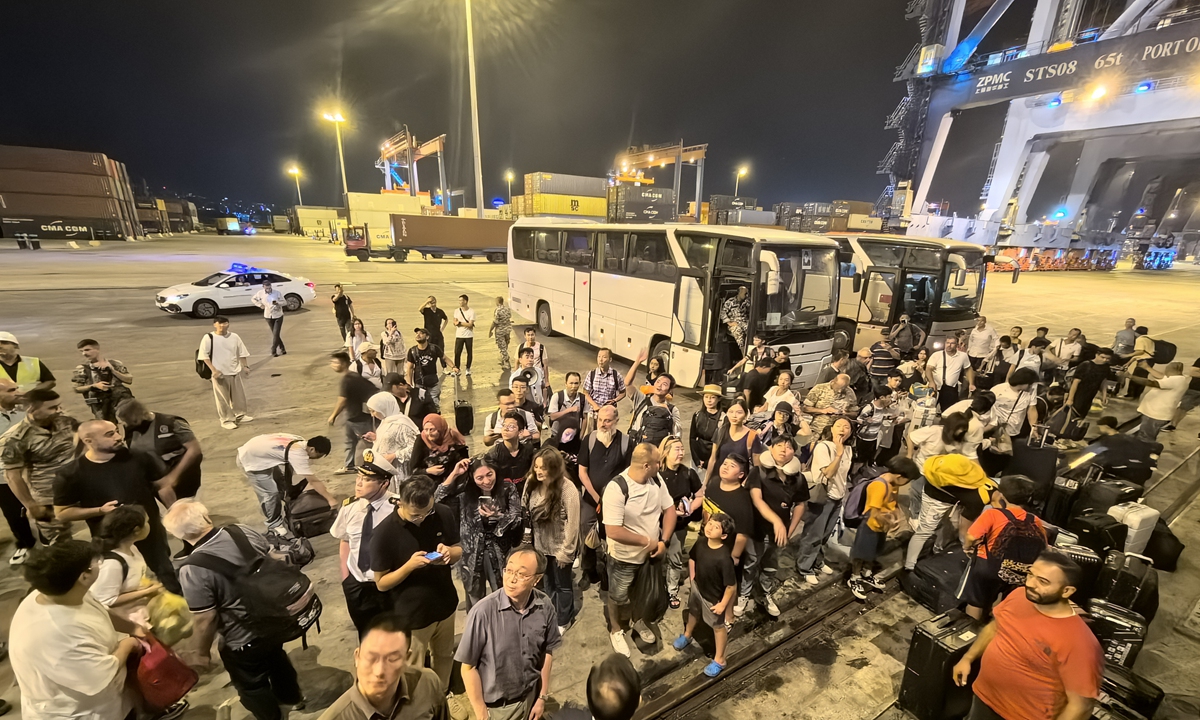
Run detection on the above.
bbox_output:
[852,273,863,293]
[956,268,967,286]
[1012,266,1020,283]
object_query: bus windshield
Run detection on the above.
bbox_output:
[938,250,984,318]
[756,246,837,333]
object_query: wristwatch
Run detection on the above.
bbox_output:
[539,694,551,702]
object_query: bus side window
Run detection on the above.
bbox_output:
[513,230,535,260]
[718,239,752,269]
[597,232,627,273]
[628,232,674,280]
[535,230,560,263]
[562,231,592,268]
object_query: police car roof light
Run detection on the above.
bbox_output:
[227,262,265,273]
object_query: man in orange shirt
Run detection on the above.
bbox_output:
[953,550,1104,720]
[962,475,1048,620]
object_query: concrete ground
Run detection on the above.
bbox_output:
[1,233,1198,718]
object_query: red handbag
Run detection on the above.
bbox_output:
[131,633,198,712]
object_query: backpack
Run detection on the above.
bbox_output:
[596,470,663,531]
[842,466,888,528]
[276,440,336,538]
[988,508,1048,585]
[181,525,322,646]
[1151,339,1177,365]
[631,398,675,448]
[195,333,214,380]
[104,551,131,586]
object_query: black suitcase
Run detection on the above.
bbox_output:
[1044,475,1082,526]
[453,384,474,435]
[901,546,968,614]
[1100,663,1164,720]
[1068,513,1128,556]
[1143,518,1184,572]
[898,609,981,720]
[1071,478,1142,518]
[1007,433,1059,509]
[1086,599,1147,668]
[1055,543,1102,599]
[1095,552,1159,621]
[285,489,337,538]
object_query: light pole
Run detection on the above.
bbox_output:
[287,167,303,206]
[322,111,348,202]
[734,166,748,196]
[505,170,514,203]
[465,0,486,218]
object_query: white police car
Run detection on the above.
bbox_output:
[155,263,317,318]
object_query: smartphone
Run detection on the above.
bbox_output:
[424,551,443,561]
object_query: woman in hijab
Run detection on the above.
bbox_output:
[407,413,469,482]
[365,392,419,490]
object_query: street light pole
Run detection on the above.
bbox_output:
[734,166,748,196]
[465,0,486,219]
[288,167,304,205]
[505,170,514,203]
[323,112,349,203]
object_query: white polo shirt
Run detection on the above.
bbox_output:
[928,350,973,387]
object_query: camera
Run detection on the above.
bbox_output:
[84,365,114,406]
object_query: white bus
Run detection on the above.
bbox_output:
[507,219,840,391]
[829,233,1017,351]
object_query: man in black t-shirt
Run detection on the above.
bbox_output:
[1067,348,1115,418]
[739,358,775,410]
[742,435,809,617]
[370,475,462,692]
[328,352,381,474]
[331,284,355,340]
[419,296,450,371]
[406,328,456,412]
[577,405,633,583]
[52,419,180,593]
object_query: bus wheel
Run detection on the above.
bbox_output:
[431,253,444,259]
[832,321,855,350]
[537,303,554,336]
[486,252,506,263]
[651,339,672,370]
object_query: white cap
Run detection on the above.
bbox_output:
[0,332,17,346]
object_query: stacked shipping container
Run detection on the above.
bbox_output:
[0,144,143,241]
[522,172,608,220]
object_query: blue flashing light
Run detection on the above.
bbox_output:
[1048,95,1063,108]
[1135,81,1154,93]
[492,197,505,208]
[228,262,265,273]
[1136,207,1146,215]
[1052,209,1067,219]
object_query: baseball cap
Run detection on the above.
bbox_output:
[359,342,378,354]
[382,372,407,387]
[413,327,427,334]
[0,332,17,346]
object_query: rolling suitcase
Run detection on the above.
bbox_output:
[1106,503,1160,554]
[1095,552,1158,621]
[1086,599,1147,669]
[898,609,981,720]
[901,546,968,614]
[1040,521,1078,548]
[453,383,474,435]
[1067,513,1128,557]
[1055,543,1102,599]
[1143,519,1184,572]
[1071,478,1142,517]
[1007,430,1058,510]
[1100,663,1164,720]
[1043,475,1082,526]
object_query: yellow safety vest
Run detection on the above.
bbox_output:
[11,356,42,393]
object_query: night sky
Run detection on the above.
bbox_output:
[5,0,916,209]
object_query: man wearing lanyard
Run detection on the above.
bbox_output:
[332,457,399,637]
[926,336,975,412]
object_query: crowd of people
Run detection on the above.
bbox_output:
[0,297,1194,720]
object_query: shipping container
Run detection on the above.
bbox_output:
[784,216,805,232]
[0,192,121,219]
[774,202,805,223]
[800,216,832,233]
[726,209,777,226]
[529,193,607,217]
[392,213,512,261]
[347,191,423,215]
[709,194,757,211]
[296,205,347,239]
[847,214,883,231]
[524,172,608,198]
[0,145,109,176]
[829,216,849,232]
[162,200,185,215]
[803,202,834,216]
[0,215,124,240]
[832,200,875,217]
[0,170,116,198]
[608,185,677,223]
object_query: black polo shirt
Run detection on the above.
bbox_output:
[577,431,632,507]
[369,504,461,630]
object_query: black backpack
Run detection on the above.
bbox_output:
[181,525,322,645]
[988,508,1048,585]
[1151,339,1177,365]
[274,441,336,538]
[195,333,214,380]
[630,398,675,448]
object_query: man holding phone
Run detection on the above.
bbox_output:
[370,475,462,692]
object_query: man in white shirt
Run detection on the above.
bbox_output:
[521,327,550,380]
[990,368,1041,439]
[11,540,145,720]
[966,316,999,368]
[925,336,975,412]
[251,280,287,357]
[602,443,674,657]
[236,433,337,535]
[1122,361,1199,442]
[331,458,398,635]
[482,389,540,447]
[1053,328,1083,367]
[198,316,252,429]
[452,294,476,377]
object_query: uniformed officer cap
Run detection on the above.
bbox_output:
[357,450,396,480]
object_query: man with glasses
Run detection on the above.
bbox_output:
[457,547,562,720]
[370,475,462,692]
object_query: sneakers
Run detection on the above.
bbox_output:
[558,618,576,636]
[762,592,781,618]
[154,701,190,720]
[848,577,869,601]
[802,573,820,586]
[734,595,752,618]
[465,369,472,376]
[9,548,28,566]
[610,630,631,657]
[859,573,886,592]
[333,466,357,475]
[1163,424,1176,432]
[220,421,238,430]
[236,414,254,423]
[819,563,835,576]
[669,594,681,610]
[631,619,656,644]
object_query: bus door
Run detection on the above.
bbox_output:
[670,266,712,388]
[855,267,897,349]
[562,229,594,339]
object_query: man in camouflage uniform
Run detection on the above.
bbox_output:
[71,339,133,423]
[489,296,513,371]
[0,389,77,543]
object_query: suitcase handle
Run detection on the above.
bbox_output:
[1124,552,1153,567]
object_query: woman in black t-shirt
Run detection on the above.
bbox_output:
[331,284,354,340]
[658,436,703,608]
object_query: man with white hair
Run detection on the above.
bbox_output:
[164,500,305,720]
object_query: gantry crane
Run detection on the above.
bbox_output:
[613,141,708,219]
[376,127,452,213]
